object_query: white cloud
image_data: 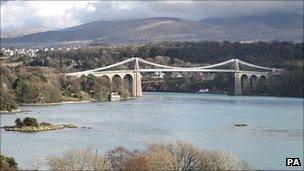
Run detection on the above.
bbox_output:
[1,0,303,35]
[1,1,94,33]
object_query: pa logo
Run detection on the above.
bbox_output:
[286,158,301,166]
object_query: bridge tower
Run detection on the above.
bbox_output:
[230,59,242,95]
[133,58,143,97]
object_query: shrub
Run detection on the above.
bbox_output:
[0,153,18,170]
[197,149,249,170]
[0,96,17,112]
[48,149,108,170]
[22,117,39,127]
[14,73,62,103]
[106,147,150,170]
[106,146,133,170]
[14,118,22,127]
[120,89,130,99]
[13,117,40,127]
[144,142,251,171]
[146,144,179,170]
[174,142,203,170]
[118,152,148,170]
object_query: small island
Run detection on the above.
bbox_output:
[1,117,77,132]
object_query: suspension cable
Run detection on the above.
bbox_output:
[237,59,273,70]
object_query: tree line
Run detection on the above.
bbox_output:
[29,41,303,70]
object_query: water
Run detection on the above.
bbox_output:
[1,92,303,170]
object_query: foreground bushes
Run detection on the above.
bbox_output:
[48,142,251,170]
[48,149,108,170]
[0,153,18,170]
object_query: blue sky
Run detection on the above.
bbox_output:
[1,1,303,34]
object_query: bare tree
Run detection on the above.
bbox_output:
[145,144,179,171]
[48,149,108,170]
[46,142,251,171]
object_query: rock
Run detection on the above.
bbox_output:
[41,122,53,126]
[62,123,78,128]
[81,126,91,129]
[234,123,248,127]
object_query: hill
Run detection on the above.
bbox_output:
[1,12,303,47]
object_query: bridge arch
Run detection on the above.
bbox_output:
[100,75,111,93]
[250,75,258,94]
[260,75,266,80]
[123,74,134,97]
[241,74,250,95]
[257,75,267,93]
[111,74,123,94]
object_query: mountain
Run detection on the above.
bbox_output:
[1,28,51,38]
[1,12,303,47]
[199,12,303,42]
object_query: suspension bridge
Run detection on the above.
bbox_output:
[65,57,281,96]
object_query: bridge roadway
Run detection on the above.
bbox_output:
[68,69,269,76]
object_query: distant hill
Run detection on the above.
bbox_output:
[199,12,303,42]
[1,12,303,47]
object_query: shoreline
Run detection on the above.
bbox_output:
[0,98,133,114]
[143,91,303,99]
[0,100,93,114]
[2,123,78,132]
[19,100,93,106]
[18,97,135,106]
[0,109,22,114]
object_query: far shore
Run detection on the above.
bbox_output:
[19,96,135,106]
[19,100,93,106]
[0,98,134,114]
[0,109,22,114]
[0,100,92,114]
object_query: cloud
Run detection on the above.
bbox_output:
[149,1,303,19]
[1,1,92,33]
[71,1,303,23]
[1,0,303,35]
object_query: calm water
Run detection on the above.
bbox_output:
[1,92,303,170]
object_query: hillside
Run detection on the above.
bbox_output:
[200,12,303,42]
[1,12,303,47]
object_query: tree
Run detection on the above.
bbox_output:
[48,149,108,170]
[15,118,22,127]
[0,153,18,171]
[23,117,39,127]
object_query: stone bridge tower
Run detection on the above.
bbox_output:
[232,59,242,95]
[229,59,268,96]
[133,58,143,97]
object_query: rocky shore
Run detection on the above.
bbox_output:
[19,100,93,106]
[3,123,77,132]
[0,109,21,114]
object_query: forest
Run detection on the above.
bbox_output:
[27,41,303,69]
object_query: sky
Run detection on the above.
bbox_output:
[1,0,303,35]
